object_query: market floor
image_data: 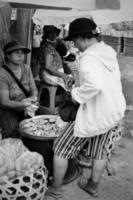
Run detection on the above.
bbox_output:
[62,136,133,200]
[44,135,133,200]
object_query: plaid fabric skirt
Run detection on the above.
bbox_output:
[53,122,122,159]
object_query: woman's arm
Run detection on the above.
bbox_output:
[45,54,68,82]
[0,81,27,111]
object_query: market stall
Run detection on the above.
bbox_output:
[0,1,133,200]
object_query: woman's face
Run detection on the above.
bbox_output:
[48,32,57,41]
[73,37,86,52]
[7,49,25,65]
[47,33,58,48]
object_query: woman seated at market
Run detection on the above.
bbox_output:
[38,25,74,88]
[0,40,39,138]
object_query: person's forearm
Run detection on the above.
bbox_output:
[71,83,101,104]
[30,89,38,97]
[46,67,66,79]
[1,100,24,111]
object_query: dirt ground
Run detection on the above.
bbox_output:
[62,137,133,200]
[45,55,133,200]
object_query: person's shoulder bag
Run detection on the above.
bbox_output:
[59,92,79,122]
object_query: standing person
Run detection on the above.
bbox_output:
[46,18,126,199]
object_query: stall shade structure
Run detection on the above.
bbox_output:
[124,37,133,56]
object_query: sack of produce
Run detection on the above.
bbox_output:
[0,138,48,200]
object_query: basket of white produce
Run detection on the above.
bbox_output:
[19,115,68,140]
[0,166,47,200]
[0,138,48,200]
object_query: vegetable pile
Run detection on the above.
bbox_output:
[19,115,67,137]
[0,138,44,182]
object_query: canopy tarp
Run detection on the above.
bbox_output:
[32,0,133,26]
[0,0,121,10]
[33,8,133,27]
[0,1,7,7]
[1,0,133,26]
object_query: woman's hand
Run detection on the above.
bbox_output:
[29,96,38,105]
[22,97,39,117]
[21,100,31,110]
[71,96,78,105]
[63,75,75,90]
[66,76,75,88]
[62,74,69,83]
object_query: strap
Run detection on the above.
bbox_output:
[3,64,30,97]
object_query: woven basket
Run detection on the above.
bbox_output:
[0,166,48,200]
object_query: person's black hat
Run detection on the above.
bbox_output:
[4,40,30,54]
[65,18,97,41]
[43,25,61,38]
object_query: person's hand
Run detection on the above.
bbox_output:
[22,97,39,117]
[62,74,69,83]
[24,104,38,117]
[65,76,75,91]
[30,96,38,102]
[66,76,75,88]
[21,99,31,110]
[71,96,78,105]
[29,96,38,106]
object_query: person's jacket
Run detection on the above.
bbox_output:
[71,41,126,137]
